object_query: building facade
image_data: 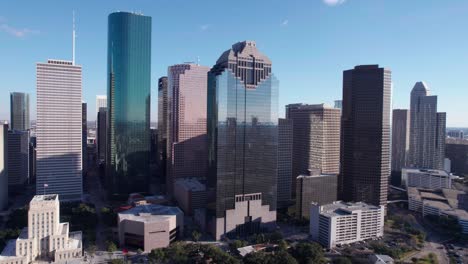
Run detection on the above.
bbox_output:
[296,172,337,219]
[340,65,391,206]
[408,82,446,170]
[36,59,82,201]
[391,109,410,186]
[310,201,384,248]
[95,95,107,115]
[157,76,168,163]
[10,92,30,131]
[82,102,87,176]
[286,104,341,185]
[207,41,278,240]
[0,124,7,210]
[97,107,107,163]
[174,178,208,215]
[0,194,83,264]
[402,168,452,189]
[447,130,464,139]
[107,12,151,197]
[166,64,210,196]
[445,138,468,176]
[7,130,29,188]
[277,118,293,207]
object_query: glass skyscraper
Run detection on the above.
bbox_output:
[207,41,278,240]
[107,12,151,197]
[10,92,30,131]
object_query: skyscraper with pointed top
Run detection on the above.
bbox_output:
[206,41,278,239]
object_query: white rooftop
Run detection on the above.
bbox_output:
[119,204,183,223]
[175,178,206,192]
[319,201,382,217]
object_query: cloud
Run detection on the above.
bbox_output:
[0,17,40,38]
[322,0,346,6]
[199,24,210,31]
[281,19,289,26]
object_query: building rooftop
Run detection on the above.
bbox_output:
[32,194,58,201]
[175,178,206,192]
[319,201,382,217]
[403,168,450,177]
[408,187,468,219]
[446,138,468,145]
[286,103,337,111]
[119,204,183,223]
[0,240,17,259]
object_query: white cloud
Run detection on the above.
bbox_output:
[281,19,289,26]
[322,0,346,6]
[0,17,40,38]
[199,24,210,31]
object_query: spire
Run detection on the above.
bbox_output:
[72,11,76,65]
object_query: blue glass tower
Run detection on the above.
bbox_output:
[107,12,151,197]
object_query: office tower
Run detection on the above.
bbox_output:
[334,100,342,109]
[10,92,30,131]
[0,124,7,210]
[445,138,468,176]
[277,118,293,208]
[340,65,391,206]
[7,130,29,188]
[391,109,410,186]
[448,130,464,139]
[207,41,278,239]
[107,12,151,197]
[166,63,210,195]
[96,95,107,115]
[286,103,341,197]
[408,82,446,170]
[82,102,87,176]
[157,76,168,183]
[97,107,107,163]
[296,171,337,219]
[36,59,82,201]
[29,136,36,183]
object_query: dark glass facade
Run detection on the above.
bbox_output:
[107,12,151,197]
[207,41,278,239]
[10,92,30,131]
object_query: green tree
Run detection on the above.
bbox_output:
[191,230,202,242]
[268,231,283,243]
[278,240,288,252]
[148,248,165,263]
[244,251,269,264]
[270,251,298,264]
[110,259,125,264]
[332,257,353,264]
[164,242,188,264]
[107,241,118,252]
[291,242,325,264]
[229,240,248,253]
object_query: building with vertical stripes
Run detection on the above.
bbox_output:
[10,92,30,131]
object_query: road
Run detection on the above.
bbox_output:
[85,166,108,251]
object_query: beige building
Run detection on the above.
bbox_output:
[0,194,82,264]
[118,204,184,252]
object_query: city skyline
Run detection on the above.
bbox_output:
[1,1,467,126]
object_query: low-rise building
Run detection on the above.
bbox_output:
[118,204,183,252]
[402,168,452,189]
[408,187,468,233]
[369,254,394,264]
[296,172,337,219]
[174,178,207,215]
[0,194,82,264]
[310,201,384,248]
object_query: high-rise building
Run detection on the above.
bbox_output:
[286,103,341,197]
[408,82,446,170]
[402,168,452,189]
[447,130,464,139]
[157,76,168,190]
[107,12,151,197]
[97,107,107,163]
[0,124,8,210]
[206,41,278,239]
[334,100,342,110]
[82,102,87,176]
[7,130,29,188]
[340,65,391,206]
[96,95,107,115]
[166,64,210,195]
[445,138,468,176]
[296,171,337,219]
[277,118,293,208]
[391,109,410,186]
[10,92,30,131]
[36,59,82,201]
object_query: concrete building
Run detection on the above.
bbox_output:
[340,65,391,206]
[402,168,452,189]
[448,130,464,139]
[408,187,468,234]
[7,130,29,188]
[157,76,168,175]
[95,95,107,115]
[167,64,210,196]
[391,109,410,186]
[36,59,82,201]
[10,92,30,131]
[310,201,384,248]
[408,82,446,170]
[118,204,183,252]
[286,104,341,197]
[174,178,207,215]
[296,171,337,219]
[277,118,293,207]
[0,124,7,210]
[445,138,468,176]
[0,194,82,264]
[97,107,107,163]
[206,41,278,239]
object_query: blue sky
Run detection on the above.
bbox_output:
[0,0,467,126]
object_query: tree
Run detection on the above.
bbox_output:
[332,257,353,264]
[137,248,143,255]
[229,240,248,253]
[107,241,118,252]
[191,230,202,242]
[270,251,297,264]
[291,242,325,264]
[86,244,97,256]
[268,231,283,243]
[243,251,269,264]
[148,248,165,263]
[278,240,288,252]
[164,242,188,264]
[110,259,125,264]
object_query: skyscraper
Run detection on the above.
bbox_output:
[82,102,87,176]
[7,130,29,188]
[10,92,30,131]
[36,59,82,201]
[334,100,342,110]
[97,107,107,163]
[107,12,151,197]
[391,109,410,186]
[157,76,168,181]
[96,95,107,115]
[277,118,293,208]
[207,41,278,239]
[340,65,391,206]
[166,64,210,196]
[0,124,7,210]
[286,104,341,197]
[408,82,446,170]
